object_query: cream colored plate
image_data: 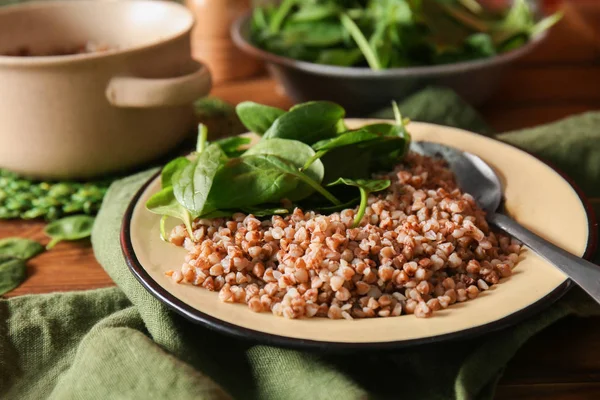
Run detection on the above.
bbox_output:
[122,121,593,349]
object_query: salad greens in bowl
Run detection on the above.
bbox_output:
[232,0,561,113]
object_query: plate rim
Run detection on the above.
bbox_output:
[120,138,597,351]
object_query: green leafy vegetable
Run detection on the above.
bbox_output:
[245,137,325,184]
[147,187,194,240]
[250,0,561,69]
[147,100,412,238]
[0,256,27,296]
[215,136,252,158]
[173,143,224,218]
[328,178,391,227]
[146,156,194,240]
[263,101,345,144]
[236,102,286,135]
[161,157,191,189]
[44,215,95,250]
[209,154,339,208]
[304,129,380,170]
[0,238,44,260]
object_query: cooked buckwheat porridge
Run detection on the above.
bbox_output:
[166,153,521,319]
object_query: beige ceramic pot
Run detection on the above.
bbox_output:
[0,0,212,179]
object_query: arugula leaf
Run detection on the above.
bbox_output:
[236,102,286,135]
[328,178,391,227]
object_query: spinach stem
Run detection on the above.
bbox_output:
[159,215,169,242]
[297,173,341,206]
[197,124,208,153]
[340,12,381,70]
[182,210,195,239]
[392,101,402,126]
[46,237,61,250]
[301,149,328,171]
[270,0,295,33]
[353,188,368,228]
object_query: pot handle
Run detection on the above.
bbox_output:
[106,62,211,108]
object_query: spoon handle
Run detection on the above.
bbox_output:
[489,213,600,304]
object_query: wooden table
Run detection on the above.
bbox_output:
[2,1,600,398]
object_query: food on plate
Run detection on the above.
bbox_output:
[149,100,521,319]
[249,0,561,69]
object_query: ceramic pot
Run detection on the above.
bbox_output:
[0,0,212,179]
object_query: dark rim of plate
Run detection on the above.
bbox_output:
[120,145,598,352]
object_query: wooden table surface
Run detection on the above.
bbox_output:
[2,1,600,398]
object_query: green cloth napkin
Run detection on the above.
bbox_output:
[1,88,599,400]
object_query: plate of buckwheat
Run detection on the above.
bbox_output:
[121,101,594,349]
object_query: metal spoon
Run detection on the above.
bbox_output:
[412,141,600,304]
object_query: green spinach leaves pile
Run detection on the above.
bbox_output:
[146,100,411,239]
[250,0,561,69]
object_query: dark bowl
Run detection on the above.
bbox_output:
[231,13,547,115]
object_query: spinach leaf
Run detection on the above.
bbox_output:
[207,155,300,208]
[321,145,372,184]
[0,238,44,260]
[208,154,339,209]
[245,138,324,183]
[244,138,326,201]
[146,187,194,240]
[304,129,380,170]
[147,156,193,240]
[328,178,391,227]
[315,48,363,66]
[161,157,191,189]
[173,143,224,217]
[44,215,95,249]
[290,3,339,22]
[0,256,27,296]
[250,0,559,70]
[281,21,346,47]
[215,136,252,158]
[236,102,286,135]
[312,129,380,151]
[263,101,345,144]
